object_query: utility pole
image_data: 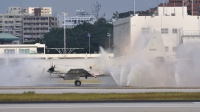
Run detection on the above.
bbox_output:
[107,33,111,53]
[163,0,165,16]
[133,0,135,16]
[192,0,193,16]
[62,12,68,55]
[88,33,91,55]
[182,0,184,16]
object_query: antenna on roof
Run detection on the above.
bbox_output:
[182,0,184,16]
[192,0,193,16]
[163,0,165,16]
[133,0,135,16]
[157,0,158,15]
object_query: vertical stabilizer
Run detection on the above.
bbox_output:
[142,31,166,60]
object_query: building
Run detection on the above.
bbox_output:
[57,9,96,28]
[113,6,200,57]
[22,16,57,42]
[22,7,57,43]
[0,33,20,44]
[0,43,45,55]
[0,7,28,42]
[0,6,57,43]
[26,7,52,16]
[160,0,200,15]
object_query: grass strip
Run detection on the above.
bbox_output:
[0,92,200,102]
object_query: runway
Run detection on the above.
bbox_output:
[0,102,200,112]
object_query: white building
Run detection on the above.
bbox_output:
[57,9,96,28]
[0,43,45,54]
[113,6,200,58]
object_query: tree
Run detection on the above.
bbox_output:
[112,11,119,20]
[25,19,113,54]
[92,1,101,19]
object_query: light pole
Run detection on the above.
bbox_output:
[88,33,91,54]
[107,33,111,53]
[61,12,68,55]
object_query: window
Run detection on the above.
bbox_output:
[161,28,168,34]
[4,49,15,54]
[142,28,149,34]
[173,47,177,52]
[165,46,169,52]
[172,29,178,34]
[19,49,30,54]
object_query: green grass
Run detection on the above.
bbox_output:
[0,92,200,102]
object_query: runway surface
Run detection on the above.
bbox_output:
[0,102,200,112]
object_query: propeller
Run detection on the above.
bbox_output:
[47,62,55,81]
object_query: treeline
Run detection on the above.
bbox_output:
[26,18,113,54]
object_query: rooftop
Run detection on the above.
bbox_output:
[0,33,19,41]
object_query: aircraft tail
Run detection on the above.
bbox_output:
[141,30,167,60]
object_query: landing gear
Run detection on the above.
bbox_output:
[74,80,81,86]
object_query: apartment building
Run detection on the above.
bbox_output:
[0,7,27,42]
[0,6,57,43]
[22,16,57,43]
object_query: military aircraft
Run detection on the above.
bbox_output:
[47,64,101,86]
[46,30,170,87]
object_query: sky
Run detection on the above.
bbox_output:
[0,0,165,19]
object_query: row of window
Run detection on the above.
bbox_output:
[24,23,49,26]
[0,16,21,18]
[24,28,48,30]
[142,28,178,34]
[68,18,91,20]
[66,20,90,23]
[161,28,178,34]
[4,49,31,54]
[24,18,49,20]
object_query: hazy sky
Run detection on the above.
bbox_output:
[0,0,164,18]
